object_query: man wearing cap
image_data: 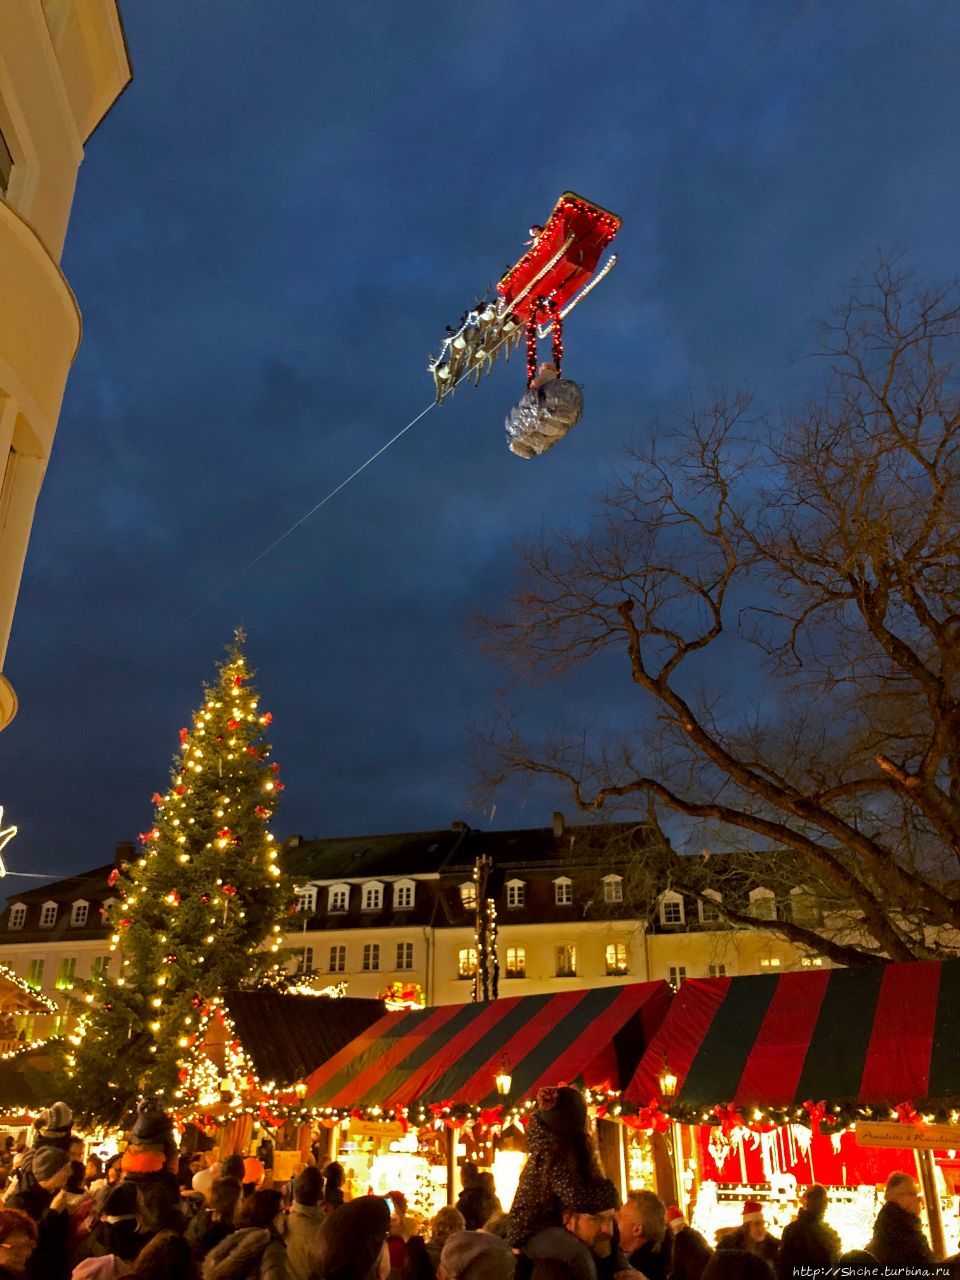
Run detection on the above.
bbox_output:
[525,1178,643,1280]
[664,1206,712,1280]
[717,1201,779,1271]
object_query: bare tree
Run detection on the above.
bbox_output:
[478,259,960,964]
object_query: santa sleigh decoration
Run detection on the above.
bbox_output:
[429,192,621,458]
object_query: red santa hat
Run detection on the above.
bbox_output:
[666,1206,686,1231]
[742,1200,764,1224]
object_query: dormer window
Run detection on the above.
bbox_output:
[659,893,684,926]
[328,884,350,913]
[506,879,525,909]
[362,882,384,912]
[100,898,116,922]
[748,887,776,921]
[8,904,25,931]
[393,880,415,910]
[295,886,317,915]
[602,875,623,904]
[699,890,722,924]
[39,902,58,930]
[458,881,477,911]
[554,877,573,906]
[70,901,89,928]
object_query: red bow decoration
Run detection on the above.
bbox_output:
[802,1099,836,1128]
[393,1107,409,1134]
[227,718,239,731]
[118,918,133,929]
[631,1099,670,1133]
[895,1100,921,1124]
[107,868,120,888]
[217,827,233,842]
[596,1103,609,1120]
[477,1106,503,1132]
[428,1103,447,1119]
[713,1103,744,1135]
[255,805,270,819]
[151,793,165,806]
[233,674,244,687]
[261,712,273,725]
[179,727,188,745]
[350,1109,364,1121]
[176,785,187,795]
[138,829,159,844]
[271,762,281,774]
[274,780,286,792]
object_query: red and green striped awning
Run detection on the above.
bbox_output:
[302,981,671,1115]
[625,959,960,1113]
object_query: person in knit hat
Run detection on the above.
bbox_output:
[120,1100,178,1190]
[664,1206,712,1280]
[439,1231,515,1280]
[2,1103,74,1206]
[525,1177,626,1280]
[717,1201,779,1270]
[311,1196,391,1280]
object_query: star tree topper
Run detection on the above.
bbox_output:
[0,807,17,877]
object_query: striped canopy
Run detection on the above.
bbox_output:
[302,981,671,1113]
[625,959,960,1112]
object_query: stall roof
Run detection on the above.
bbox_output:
[223,991,386,1087]
[626,959,960,1112]
[302,981,671,1114]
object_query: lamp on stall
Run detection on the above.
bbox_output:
[294,1081,308,1100]
[495,1057,512,1097]
[658,1060,678,1102]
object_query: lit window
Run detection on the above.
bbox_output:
[555,944,577,977]
[668,965,686,987]
[506,881,525,909]
[26,959,44,989]
[39,902,58,930]
[800,956,824,968]
[8,905,25,931]
[554,878,573,905]
[329,945,346,973]
[362,883,383,912]
[396,942,414,971]
[294,948,314,975]
[603,876,623,904]
[748,888,777,921]
[505,946,526,979]
[394,882,415,910]
[459,882,477,910]
[295,887,317,914]
[328,886,349,913]
[660,895,684,926]
[90,956,110,981]
[70,901,89,928]
[363,943,380,971]
[56,958,77,990]
[605,942,628,975]
[708,963,727,977]
[458,947,478,979]
[759,957,782,968]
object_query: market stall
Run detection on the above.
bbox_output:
[625,959,960,1256]
[301,980,672,1214]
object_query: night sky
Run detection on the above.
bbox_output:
[2,1,959,880]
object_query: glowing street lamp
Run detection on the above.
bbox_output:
[496,1058,512,1097]
[658,1062,678,1101]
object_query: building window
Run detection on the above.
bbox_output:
[459,882,477,911]
[26,959,44,989]
[39,902,58,930]
[8,904,25,931]
[554,878,573,905]
[0,127,12,197]
[90,956,110,981]
[555,944,577,977]
[506,880,525,909]
[70,901,89,928]
[699,892,722,924]
[362,883,383,912]
[56,958,77,990]
[328,885,349,913]
[660,895,684,926]
[363,943,381,971]
[458,947,478,979]
[329,945,346,973]
[295,887,317,915]
[748,888,777,921]
[505,946,526,978]
[603,875,623,904]
[605,942,628,975]
[295,948,314,975]
[759,956,781,968]
[668,966,687,987]
[800,956,824,968]
[394,881,415,910]
[396,942,414,971]
[708,963,727,977]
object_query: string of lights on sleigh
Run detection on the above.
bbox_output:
[428,192,621,459]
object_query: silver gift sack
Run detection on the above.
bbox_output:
[505,378,584,459]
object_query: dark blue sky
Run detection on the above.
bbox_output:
[2,1,959,878]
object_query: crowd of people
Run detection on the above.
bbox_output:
[0,1091,952,1280]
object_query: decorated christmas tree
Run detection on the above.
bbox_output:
[63,631,291,1123]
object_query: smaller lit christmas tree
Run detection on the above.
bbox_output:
[64,631,292,1124]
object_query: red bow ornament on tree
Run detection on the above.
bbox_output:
[895,1100,921,1124]
[803,1099,836,1129]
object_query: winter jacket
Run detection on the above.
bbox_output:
[202,1227,288,1280]
[868,1202,935,1270]
[508,1114,602,1248]
[457,1186,497,1232]
[285,1201,324,1280]
[71,1256,133,1279]
[777,1209,840,1279]
[669,1226,712,1280]
[717,1228,779,1272]
[628,1237,671,1280]
[186,1206,236,1260]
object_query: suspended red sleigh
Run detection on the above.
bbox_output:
[429,191,621,458]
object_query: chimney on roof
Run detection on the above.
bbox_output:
[114,841,135,867]
[552,812,565,838]
[451,820,469,833]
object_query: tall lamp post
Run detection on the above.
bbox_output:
[657,1061,683,1208]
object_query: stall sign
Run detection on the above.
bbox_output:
[856,1123,960,1151]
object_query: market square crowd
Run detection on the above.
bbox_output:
[0,1090,953,1280]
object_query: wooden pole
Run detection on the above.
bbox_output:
[914,1148,945,1260]
[446,1128,456,1206]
